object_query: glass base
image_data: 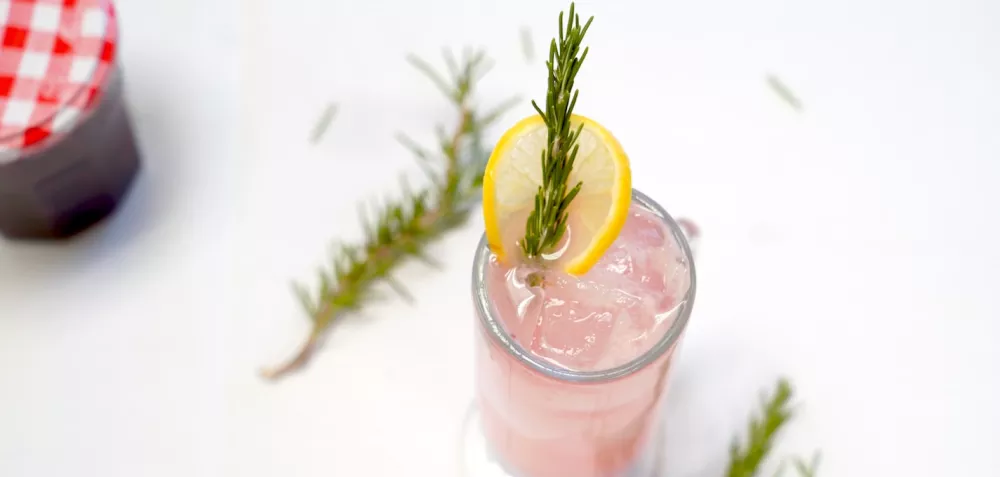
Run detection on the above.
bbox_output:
[459,403,664,477]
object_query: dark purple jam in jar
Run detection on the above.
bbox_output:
[0,0,140,240]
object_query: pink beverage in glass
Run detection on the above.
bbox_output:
[471,189,697,477]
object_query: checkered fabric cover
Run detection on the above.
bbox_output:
[0,0,118,163]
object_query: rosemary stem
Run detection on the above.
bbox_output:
[261,99,475,381]
[260,333,319,380]
[520,2,592,261]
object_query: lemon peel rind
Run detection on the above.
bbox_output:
[563,115,632,276]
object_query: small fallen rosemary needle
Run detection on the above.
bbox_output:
[310,102,338,144]
[766,74,803,112]
[261,49,518,381]
[520,2,593,261]
[519,26,535,63]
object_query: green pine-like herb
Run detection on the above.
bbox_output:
[727,379,797,477]
[727,378,822,477]
[520,3,593,260]
[261,49,518,381]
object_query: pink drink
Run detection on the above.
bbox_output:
[472,191,696,477]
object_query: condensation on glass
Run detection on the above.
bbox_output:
[0,0,141,240]
[470,189,698,477]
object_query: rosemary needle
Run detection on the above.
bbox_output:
[766,74,803,112]
[310,102,339,144]
[792,451,822,477]
[519,26,535,63]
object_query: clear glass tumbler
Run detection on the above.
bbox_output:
[464,189,698,477]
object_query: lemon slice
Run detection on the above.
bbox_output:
[482,114,632,275]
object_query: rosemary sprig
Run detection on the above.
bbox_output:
[520,3,593,260]
[727,378,797,477]
[261,49,517,381]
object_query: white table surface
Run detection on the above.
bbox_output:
[2,0,998,475]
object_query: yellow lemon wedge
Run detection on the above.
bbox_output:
[482,114,632,276]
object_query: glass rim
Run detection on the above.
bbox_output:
[471,188,698,384]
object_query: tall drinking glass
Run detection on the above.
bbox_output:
[465,189,697,477]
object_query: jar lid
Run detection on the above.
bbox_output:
[0,0,119,163]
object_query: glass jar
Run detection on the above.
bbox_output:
[0,0,140,240]
[464,189,698,477]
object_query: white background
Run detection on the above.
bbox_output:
[1,0,998,476]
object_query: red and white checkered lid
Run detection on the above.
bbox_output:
[0,0,119,164]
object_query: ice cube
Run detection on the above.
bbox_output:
[492,205,691,372]
[625,209,667,248]
[594,313,651,371]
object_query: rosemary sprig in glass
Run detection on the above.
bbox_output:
[261,49,518,381]
[520,2,593,260]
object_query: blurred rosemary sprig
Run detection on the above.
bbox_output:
[261,49,518,381]
[727,378,821,477]
[728,379,795,477]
